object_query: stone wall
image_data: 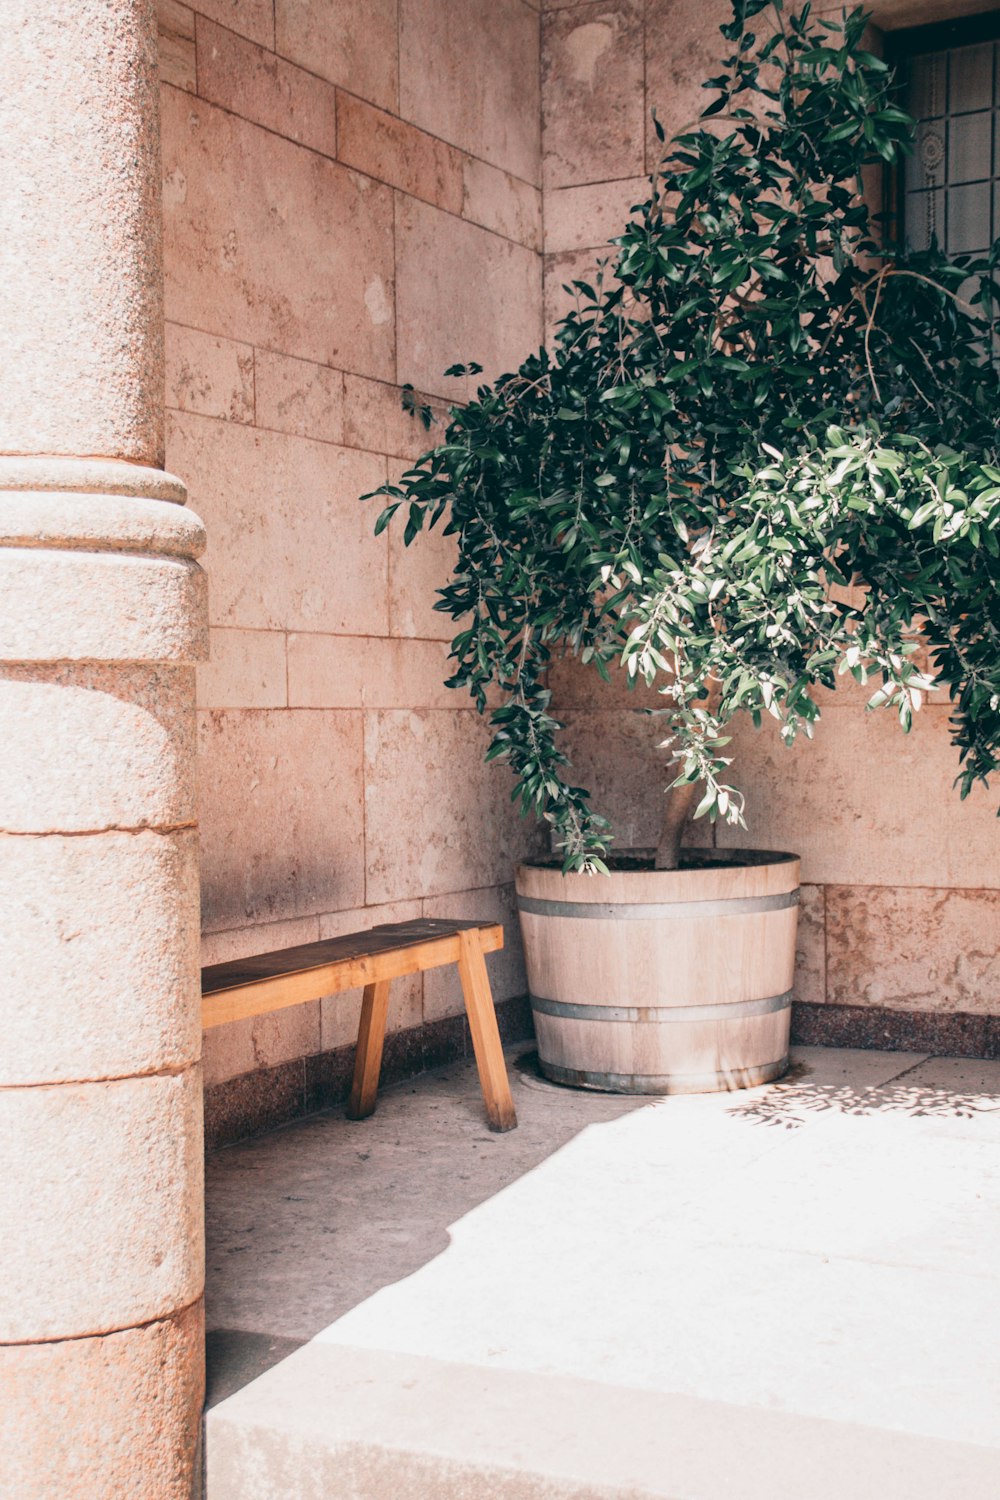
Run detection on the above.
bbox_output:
[540,0,1000,1052]
[157,0,545,1141]
[160,0,1000,1142]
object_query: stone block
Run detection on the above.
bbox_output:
[337,94,464,214]
[558,709,713,855]
[275,0,398,111]
[287,635,453,709]
[158,0,196,93]
[198,708,365,929]
[387,481,460,641]
[422,883,526,1021]
[318,898,426,1049]
[547,653,666,713]
[400,0,540,184]
[544,176,649,253]
[826,886,1000,1013]
[0,1300,203,1500]
[715,706,1000,889]
[197,17,337,158]
[363,709,544,905]
[162,90,395,379]
[395,198,542,401]
[795,884,826,1007]
[0,1067,204,1341]
[343,374,438,461]
[644,0,734,171]
[255,349,346,445]
[165,322,255,424]
[542,0,645,188]
[190,0,273,47]
[0,662,196,832]
[0,829,200,1086]
[166,412,388,635]
[201,912,322,968]
[461,157,543,251]
[196,628,288,710]
[544,247,619,340]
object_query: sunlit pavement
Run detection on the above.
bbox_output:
[205,1045,1000,1499]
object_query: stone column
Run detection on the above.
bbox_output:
[0,4,207,1496]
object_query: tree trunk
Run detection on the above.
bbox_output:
[654,779,698,870]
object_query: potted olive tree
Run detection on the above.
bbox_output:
[370,0,1000,1094]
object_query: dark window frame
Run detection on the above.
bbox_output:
[885,11,1000,253]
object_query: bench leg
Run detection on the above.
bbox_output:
[457,928,517,1132]
[347,979,391,1120]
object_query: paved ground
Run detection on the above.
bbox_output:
[205,1045,1000,1497]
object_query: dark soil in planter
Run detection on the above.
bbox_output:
[524,848,799,873]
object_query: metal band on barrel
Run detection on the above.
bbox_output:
[517,889,799,920]
[539,1057,789,1094]
[529,990,793,1024]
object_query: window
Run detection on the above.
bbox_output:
[890,14,1000,257]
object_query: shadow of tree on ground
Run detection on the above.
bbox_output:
[727,1059,1000,1132]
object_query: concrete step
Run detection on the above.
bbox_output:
[206,1341,1000,1500]
[204,1049,1000,1500]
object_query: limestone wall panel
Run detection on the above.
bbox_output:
[275,0,398,111]
[195,0,274,47]
[287,635,454,710]
[542,0,645,189]
[644,0,741,171]
[166,411,389,635]
[197,17,338,159]
[558,709,714,856]
[399,0,541,185]
[395,197,542,402]
[337,93,465,215]
[826,887,1000,1013]
[165,323,255,425]
[255,351,346,446]
[198,708,365,930]
[545,177,648,254]
[161,88,395,380]
[343,376,438,463]
[795,885,827,1008]
[197,628,288,711]
[461,157,543,252]
[387,497,460,642]
[715,708,1000,890]
[363,710,545,907]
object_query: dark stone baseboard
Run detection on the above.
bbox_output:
[791,1001,1000,1059]
[204,993,535,1151]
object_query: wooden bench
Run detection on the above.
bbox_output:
[201,918,517,1132]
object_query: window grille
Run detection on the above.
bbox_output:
[893,16,1000,257]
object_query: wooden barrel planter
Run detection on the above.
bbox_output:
[516,849,799,1095]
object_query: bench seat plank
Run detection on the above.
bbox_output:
[202,919,502,997]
